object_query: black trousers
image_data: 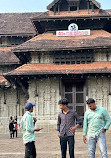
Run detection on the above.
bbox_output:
[60,135,75,158]
[10,130,14,138]
[25,141,36,158]
[14,130,17,137]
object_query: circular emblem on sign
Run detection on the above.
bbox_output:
[68,23,78,31]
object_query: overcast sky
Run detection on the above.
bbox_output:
[0,0,110,13]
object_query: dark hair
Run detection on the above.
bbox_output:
[86,98,95,104]
[10,116,13,120]
[58,98,69,105]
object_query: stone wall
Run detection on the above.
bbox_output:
[0,87,26,134]
[0,87,26,117]
[28,78,61,119]
[86,76,111,116]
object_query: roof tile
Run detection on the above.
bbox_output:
[4,62,111,76]
[13,30,111,52]
[0,12,42,36]
[0,47,20,65]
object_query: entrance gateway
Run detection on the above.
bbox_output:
[62,80,86,118]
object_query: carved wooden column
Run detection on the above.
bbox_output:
[87,1,89,14]
[58,3,60,15]
[92,3,94,13]
[77,3,79,13]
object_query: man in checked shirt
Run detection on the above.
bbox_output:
[57,98,82,158]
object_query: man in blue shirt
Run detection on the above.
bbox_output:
[21,102,41,158]
[83,98,111,158]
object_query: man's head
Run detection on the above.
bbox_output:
[86,98,96,110]
[25,102,36,112]
[10,116,13,120]
[58,98,69,110]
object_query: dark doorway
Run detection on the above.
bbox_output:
[62,79,86,118]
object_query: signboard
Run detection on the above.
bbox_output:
[56,23,90,37]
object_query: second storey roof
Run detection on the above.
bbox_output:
[4,62,111,76]
[12,30,111,52]
[0,12,42,36]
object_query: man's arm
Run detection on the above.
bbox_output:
[69,124,80,133]
[69,111,83,133]
[57,114,61,137]
[33,117,37,126]
[83,112,88,144]
[103,108,111,131]
[26,116,35,133]
[26,116,41,132]
[73,111,83,126]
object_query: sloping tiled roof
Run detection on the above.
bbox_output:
[32,9,110,20]
[0,47,20,65]
[106,10,111,14]
[0,75,10,87]
[12,30,111,52]
[47,0,101,10]
[4,62,111,76]
[0,12,42,36]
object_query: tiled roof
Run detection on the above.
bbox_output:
[0,47,20,65]
[4,62,111,76]
[0,12,42,36]
[32,9,110,20]
[106,10,111,14]
[12,30,111,52]
[0,75,10,87]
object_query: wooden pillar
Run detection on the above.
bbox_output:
[2,36,8,46]
[106,50,109,61]
[92,3,94,13]
[58,4,60,15]
[77,3,79,13]
[68,5,70,13]
[54,7,56,15]
[87,1,89,14]
[3,88,6,104]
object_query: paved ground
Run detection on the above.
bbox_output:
[0,130,111,158]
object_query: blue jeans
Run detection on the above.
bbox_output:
[87,132,108,158]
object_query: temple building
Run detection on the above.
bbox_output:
[0,0,111,131]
